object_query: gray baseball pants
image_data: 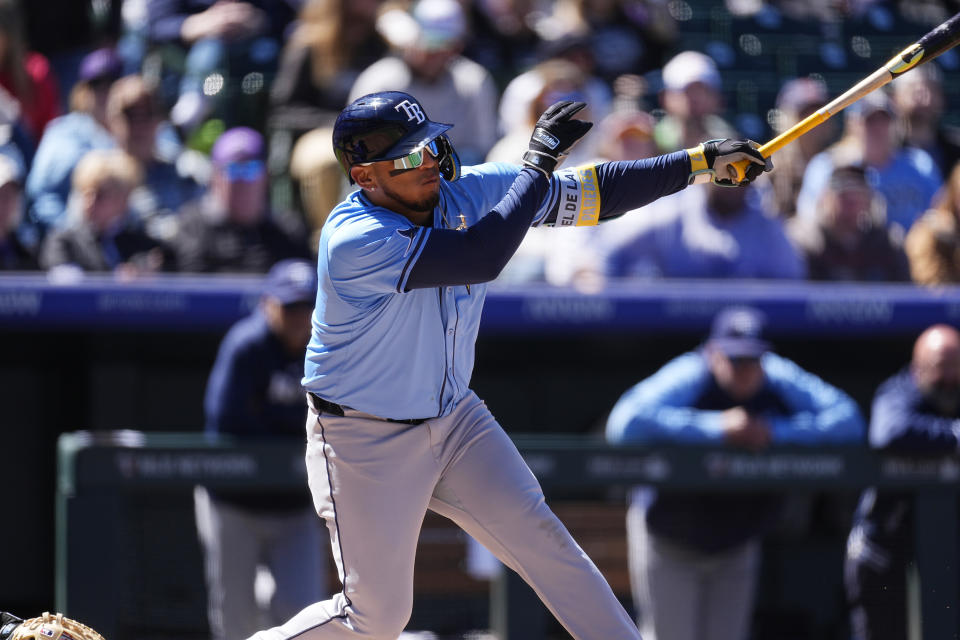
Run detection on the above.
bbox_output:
[248,390,641,640]
[626,501,759,640]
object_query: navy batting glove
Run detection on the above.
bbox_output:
[687,139,772,186]
[523,101,593,178]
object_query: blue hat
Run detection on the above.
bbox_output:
[79,47,123,83]
[212,127,264,166]
[707,307,770,357]
[264,259,318,306]
[333,91,454,181]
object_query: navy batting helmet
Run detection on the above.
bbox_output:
[333,91,461,183]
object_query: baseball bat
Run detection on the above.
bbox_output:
[730,10,960,183]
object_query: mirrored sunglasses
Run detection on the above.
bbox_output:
[224,159,265,182]
[362,140,440,171]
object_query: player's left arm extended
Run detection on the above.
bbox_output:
[533,142,768,228]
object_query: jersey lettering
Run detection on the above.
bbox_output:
[576,166,600,226]
[395,100,426,124]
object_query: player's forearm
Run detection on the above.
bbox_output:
[595,151,691,220]
[406,168,548,288]
[535,151,690,227]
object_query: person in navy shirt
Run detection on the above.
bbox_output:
[845,324,960,640]
[197,259,328,640]
[606,306,865,640]
[248,91,770,640]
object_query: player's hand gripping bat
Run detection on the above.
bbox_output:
[730,10,960,184]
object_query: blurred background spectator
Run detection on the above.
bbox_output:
[267,0,385,213]
[905,162,960,286]
[766,76,833,218]
[845,324,960,640]
[0,0,60,144]
[890,62,960,179]
[269,0,386,130]
[653,50,736,153]
[287,125,342,252]
[0,153,35,270]
[196,258,328,640]
[497,34,612,141]
[349,0,499,165]
[172,126,310,272]
[39,148,172,276]
[795,90,942,236]
[788,164,910,281]
[532,0,677,85]
[25,48,124,236]
[145,0,298,136]
[606,306,864,640]
[104,74,205,240]
[596,182,804,281]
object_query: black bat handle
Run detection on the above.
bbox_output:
[917,10,960,63]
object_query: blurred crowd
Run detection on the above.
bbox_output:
[1,0,959,287]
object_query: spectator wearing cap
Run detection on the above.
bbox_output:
[606,306,864,640]
[196,258,329,640]
[25,48,124,236]
[766,76,833,218]
[348,0,499,165]
[0,0,60,142]
[796,89,942,234]
[39,149,173,276]
[891,63,960,179]
[788,164,910,282]
[172,127,311,273]
[653,50,736,153]
[0,153,36,270]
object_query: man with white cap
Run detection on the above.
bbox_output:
[654,50,737,153]
[348,0,499,164]
[796,89,942,233]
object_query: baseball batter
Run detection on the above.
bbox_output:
[247,91,769,640]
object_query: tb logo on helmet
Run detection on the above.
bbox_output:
[395,100,426,124]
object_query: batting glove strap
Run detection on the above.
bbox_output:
[686,142,713,185]
[522,149,560,178]
[686,139,771,186]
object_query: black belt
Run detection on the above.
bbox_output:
[308,392,428,426]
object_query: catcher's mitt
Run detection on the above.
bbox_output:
[1,612,105,640]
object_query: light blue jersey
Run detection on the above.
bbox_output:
[304,162,549,419]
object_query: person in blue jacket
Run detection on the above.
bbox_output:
[196,258,328,640]
[606,306,865,640]
[844,324,960,640]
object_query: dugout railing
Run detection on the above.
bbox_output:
[56,432,960,640]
